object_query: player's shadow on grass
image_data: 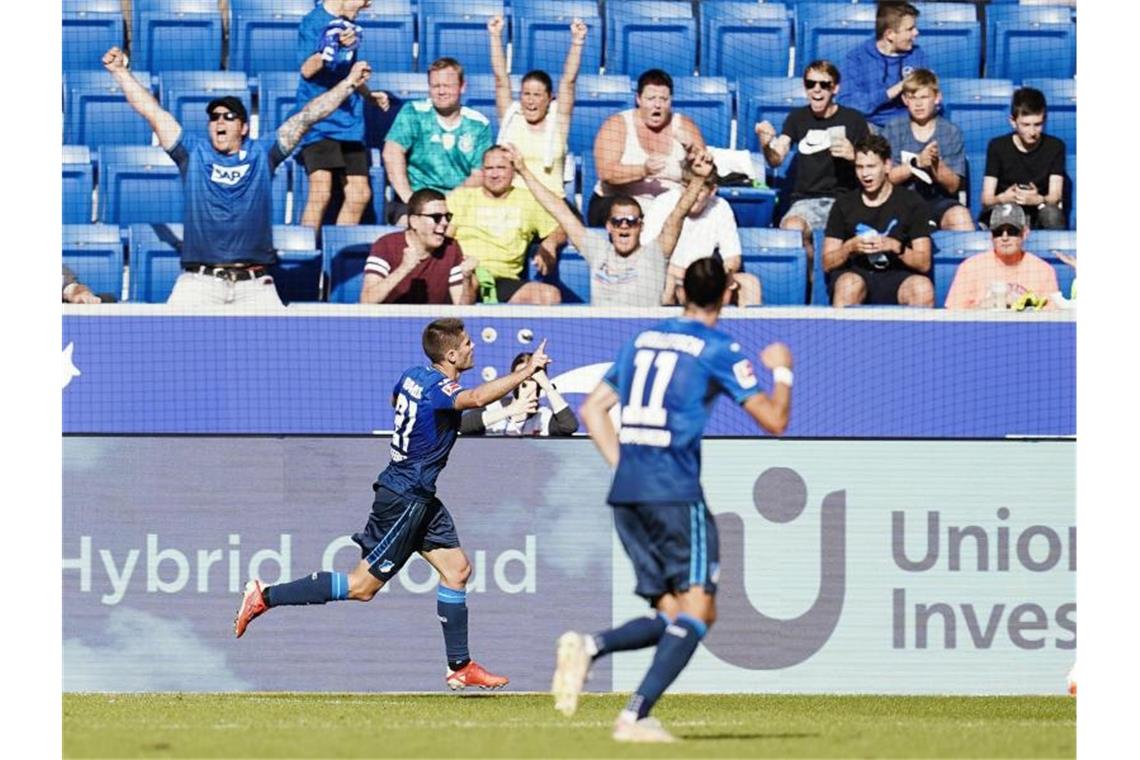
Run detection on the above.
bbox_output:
[682,732,820,741]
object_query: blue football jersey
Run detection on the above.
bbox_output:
[605,317,762,505]
[376,365,465,498]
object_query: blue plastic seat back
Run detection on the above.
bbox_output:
[737,77,804,152]
[63,224,125,299]
[700,2,790,79]
[553,248,591,304]
[910,2,982,78]
[127,223,185,302]
[418,0,506,75]
[567,75,635,157]
[670,77,733,148]
[63,146,94,224]
[63,0,125,72]
[512,0,602,76]
[230,0,314,75]
[940,78,1015,155]
[270,225,322,303]
[64,70,157,147]
[717,186,778,229]
[1021,78,1076,150]
[738,227,807,305]
[1027,230,1076,297]
[255,71,299,138]
[795,2,876,73]
[133,0,224,72]
[985,5,1076,80]
[323,225,402,303]
[99,146,184,224]
[605,1,697,77]
[355,4,416,73]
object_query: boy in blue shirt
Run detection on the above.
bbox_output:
[560,258,794,742]
[839,1,926,128]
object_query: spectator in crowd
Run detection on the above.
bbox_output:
[102,46,370,307]
[755,60,870,285]
[823,134,933,307]
[981,87,1067,230]
[62,265,113,304]
[944,203,1059,310]
[512,144,718,307]
[295,1,390,229]
[446,147,562,305]
[588,69,707,227]
[488,15,586,218]
[642,164,762,306]
[839,1,925,128]
[460,352,579,436]
[360,189,478,305]
[882,69,974,231]
[383,57,493,226]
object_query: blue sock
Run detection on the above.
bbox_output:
[627,614,708,720]
[263,571,348,607]
[437,585,470,671]
[594,611,669,658]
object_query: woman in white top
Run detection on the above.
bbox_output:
[588,68,707,227]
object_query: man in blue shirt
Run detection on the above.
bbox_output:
[101,45,371,306]
[838,1,927,128]
[234,319,551,691]
[559,258,794,742]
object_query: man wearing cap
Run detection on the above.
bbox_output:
[944,203,1059,310]
[102,45,373,306]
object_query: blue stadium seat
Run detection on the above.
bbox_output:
[271,225,323,303]
[700,2,790,79]
[985,5,1076,80]
[910,2,982,79]
[63,224,125,300]
[737,77,804,152]
[940,78,1015,155]
[159,71,251,137]
[964,150,986,222]
[1027,230,1076,298]
[371,72,432,103]
[567,75,635,157]
[229,0,313,76]
[127,223,185,302]
[931,230,992,307]
[552,248,591,304]
[605,1,697,77]
[323,225,401,303]
[1065,152,1075,229]
[63,146,94,224]
[133,0,224,72]
[270,160,290,225]
[671,77,733,149]
[811,227,827,306]
[738,228,808,306]
[795,1,876,72]
[355,3,416,73]
[1021,78,1076,150]
[63,70,157,147]
[578,152,598,214]
[461,74,510,137]
[291,153,387,226]
[63,0,125,72]
[512,0,603,76]
[418,0,505,75]
[99,146,183,224]
[718,186,779,229]
[255,71,300,138]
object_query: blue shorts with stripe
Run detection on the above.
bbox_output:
[612,501,719,602]
[351,485,461,582]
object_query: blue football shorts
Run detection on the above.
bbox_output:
[612,500,719,602]
[351,485,461,582]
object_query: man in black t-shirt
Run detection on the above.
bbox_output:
[823,134,933,307]
[981,87,1067,230]
[755,60,871,293]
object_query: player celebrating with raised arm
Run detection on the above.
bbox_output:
[556,257,793,743]
[235,319,551,691]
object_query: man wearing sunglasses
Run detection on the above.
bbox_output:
[755,61,870,294]
[944,204,1059,310]
[839,1,925,128]
[509,144,716,307]
[102,46,372,306]
[360,188,479,304]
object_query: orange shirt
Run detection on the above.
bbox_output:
[944,250,1060,310]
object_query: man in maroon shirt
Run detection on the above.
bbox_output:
[360,188,480,304]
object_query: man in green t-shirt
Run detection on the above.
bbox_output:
[383,57,493,225]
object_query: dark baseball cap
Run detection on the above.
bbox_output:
[205,96,249,123]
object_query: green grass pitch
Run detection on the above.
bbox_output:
[63,693,1075,758]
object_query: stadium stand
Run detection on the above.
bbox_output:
[417,0,506,75]
[62,0,125,72]
[98,146,183,224]
[512,0,603,76]
[566,75,635,157]
[794,1,877,72]
[939,78,1016,155]
[63,224,125,300]
[700,2,790,80]
[64,70,157,147]
[910,2,982,79]
[737,77,805,152]
[229,0,314,76]
[270,225,324,303]
[354,2,417,73]
[1022,77,1076,149]
[158,71,251,138]
[985,3,1077,80]
[322,225,402,303]
[718,186,779,230]
[63,146,95,225]
[291,150,387,226]
[127,223,185,303]
[738,228,809,306]
[255,71,300,138]
[670,77,733,149]
[132,0,225,72]
[604,1,698,78]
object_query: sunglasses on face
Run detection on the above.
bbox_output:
[991,225,1021,238]
[208,111,240,122]
[414,212,454,225]
[804,78,835,91]
[608,216,642,228]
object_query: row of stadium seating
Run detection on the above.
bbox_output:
[61,222,1076,307]
[63,1,1077,81]
[62,67,1077,155]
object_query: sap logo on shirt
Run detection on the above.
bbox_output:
[211,163,251,186]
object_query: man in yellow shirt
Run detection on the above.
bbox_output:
[447,146,563,304]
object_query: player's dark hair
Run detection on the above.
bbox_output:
[684,257,729,310]
[803,60,841,86]
[637,68,673,95]
[408,188,447,216]
[1011,87,1048,119]
[608,194,643,218]
[423,318,466,363]
[521,70,553,95]
[876,2,920,40]
[855,133,892,162]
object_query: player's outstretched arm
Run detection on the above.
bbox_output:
[278,61,372,155]
[742,342,793,436]
[580,382,620,468]
[454,340,552,411]
[102,47,181,150]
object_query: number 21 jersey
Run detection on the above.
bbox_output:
[376,366,464,498]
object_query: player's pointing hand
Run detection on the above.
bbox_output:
[525,340,552,375]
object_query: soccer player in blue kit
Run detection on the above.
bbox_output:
[234,319,551,690]
[558,257,794,742]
